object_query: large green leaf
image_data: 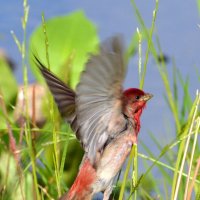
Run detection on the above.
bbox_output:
[0,58,17,106]
[29,10,99,89]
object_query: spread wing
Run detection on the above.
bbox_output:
[34,57,77,130]
[76,36,127,163]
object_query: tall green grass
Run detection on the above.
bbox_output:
[118,1,200,200]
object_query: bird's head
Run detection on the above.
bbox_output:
[123,88,153,133]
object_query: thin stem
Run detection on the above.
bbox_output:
[119,146,135,200]
[173,91,200,200]
[184,104,200,199]
[133,144,138,200]
[42,13,50,69]
[137,28,142,82]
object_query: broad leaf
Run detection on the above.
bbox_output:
[0,58,17,106]
[29,10,99,89]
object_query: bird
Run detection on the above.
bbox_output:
[35,36,153,200]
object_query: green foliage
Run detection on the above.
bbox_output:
[29,10,99,89]
[0,58,17,107]
[0,5,99,200]
[0,153,34,200]
[197,0,200,15]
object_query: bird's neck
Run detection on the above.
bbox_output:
[125,107,143,135]
[133,109,142,135]
[66,159,96,200]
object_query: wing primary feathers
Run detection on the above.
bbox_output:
[33,36,127,165]
[76,36,127,163]
[33,55,77,125]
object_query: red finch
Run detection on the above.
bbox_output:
[35,36,152,200]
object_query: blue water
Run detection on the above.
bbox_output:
[1,0,200,196]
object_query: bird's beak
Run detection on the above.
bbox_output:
[140,93,153,102]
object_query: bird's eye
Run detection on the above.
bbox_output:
[135,95,140,100]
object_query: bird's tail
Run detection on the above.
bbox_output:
[58,158,96,200]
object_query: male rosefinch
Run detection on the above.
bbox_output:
[35,36,152,200]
